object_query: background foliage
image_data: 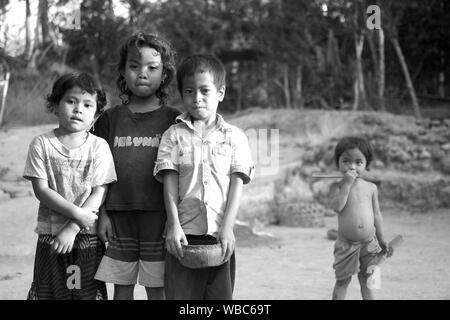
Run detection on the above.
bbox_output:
[0,0,449,126]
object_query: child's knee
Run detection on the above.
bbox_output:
[357,271,369,284]
[336,276,352,288]
[115,284,134,294]
[145,286,164,300]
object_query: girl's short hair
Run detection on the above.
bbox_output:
[46,72,107,115]
[334,136,374,168]
[117,32,176,105]
[176,54,226,94]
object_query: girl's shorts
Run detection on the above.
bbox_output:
[94,210,166,288]
[27,234,107,300]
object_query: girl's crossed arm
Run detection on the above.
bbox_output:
[31,178,99,228]
[44,184,108,254]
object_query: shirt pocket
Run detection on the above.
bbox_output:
[212,143,232,175]
[179,146,194,177]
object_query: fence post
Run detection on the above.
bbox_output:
[0,63,10,128]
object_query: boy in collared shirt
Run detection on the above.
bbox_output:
[154,54,254,299]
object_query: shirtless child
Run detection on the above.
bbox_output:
[329,136,392,300]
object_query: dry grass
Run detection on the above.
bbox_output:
[1,74,120,128]
[2,75,57,127]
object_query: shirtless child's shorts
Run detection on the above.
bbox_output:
[95,210,166,288]
[333,234,382,280]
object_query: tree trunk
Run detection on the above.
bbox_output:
[27,0,42,70]
[235,62,242,112]
[295,65,303,108]
[390,36,422,119]
[353,33,367,110]
[128,0,140,29]
[235,77,242,112]
[327,29,342,92]
[326,29,335,67]
[366,30,379,81]
[39,0,50,45]
[367,29,380,109]
[273,64,291,109]
[305,29,325,72]
[0,6,8,49]
[34,2,40,48]
[23,0,32,61]
[283,64,291,108]
[89,54,100,82]
[0,65,10,128]
[399,49,431,100]
[378,28,386,111]
[352,77,359,110]
[36,41,54,67]
[439,50,445,98]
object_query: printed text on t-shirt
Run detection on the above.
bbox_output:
[113,135,161,148]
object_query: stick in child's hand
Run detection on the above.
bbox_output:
[311,172,344,179]
[388,234,404,250]
[311,172,380,184]
[375,235,403,266]
[366,235,403,290]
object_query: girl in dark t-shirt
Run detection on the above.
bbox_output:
[92,32,180,300]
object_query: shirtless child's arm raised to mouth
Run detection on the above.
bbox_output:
[329,136,392,300]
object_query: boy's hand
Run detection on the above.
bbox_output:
[217,226,235,263]
[97,208,112,243]
[75,207,98,229]
[165,223,188,260]
[50,224,78,254]
[379,239,393,257]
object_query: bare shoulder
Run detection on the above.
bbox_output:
[359,179,378,194]
[368,180,378,191]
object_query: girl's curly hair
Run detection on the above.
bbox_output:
[45,72,107,115]
[117,32,176,105]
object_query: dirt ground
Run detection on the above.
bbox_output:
[1,118,449,300]
[1,195,449,300]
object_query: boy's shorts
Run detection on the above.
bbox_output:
[94,210,166,288]
[164,235,235,300]
[333,234,382,280]
[28,234,107,300]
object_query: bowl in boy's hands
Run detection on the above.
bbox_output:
[178,243,228,269]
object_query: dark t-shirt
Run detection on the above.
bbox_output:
[93,105,180,211]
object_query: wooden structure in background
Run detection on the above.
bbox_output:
[0,61,10,128]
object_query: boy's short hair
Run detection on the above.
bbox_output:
[176,54,226,94]
[117,32,176,105]
[46,72,107,115]
[334,136,374,168]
